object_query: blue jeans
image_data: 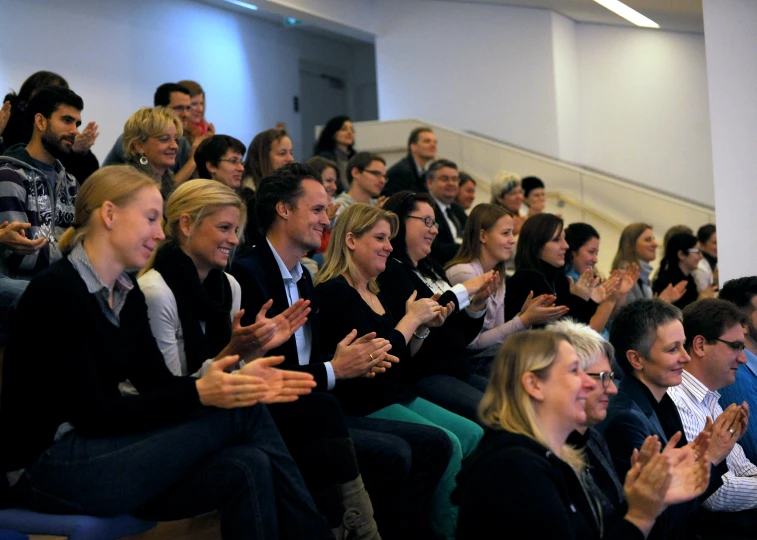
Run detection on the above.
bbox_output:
[415,374,488,427]
[367,399,483,540]
[348,415,453,539]
[20,406,332,540]
[0,275,28,336]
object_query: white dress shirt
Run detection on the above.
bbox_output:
[668,370,757,511]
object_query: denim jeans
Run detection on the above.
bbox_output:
[20,405,333,540]
[347,415,453,539]
[415,374,488,427]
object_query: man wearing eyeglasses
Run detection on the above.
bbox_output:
[425,158,467,266]
[666,298,757,535]
[598,298,729,540]
[102,83,200,184]
[718,276,757,463]
[334,152,387,216]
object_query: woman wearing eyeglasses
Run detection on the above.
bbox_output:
[194,135,246,191]
[377,191,497,424]
[653,233,716,310]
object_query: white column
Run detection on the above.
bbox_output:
[703,0,757,283]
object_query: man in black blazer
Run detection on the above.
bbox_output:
[231,162,455,539]
[382,127,437,196]
[425,158,468,267]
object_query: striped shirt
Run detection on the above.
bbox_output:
[668,370,757,511]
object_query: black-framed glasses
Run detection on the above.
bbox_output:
[219,158,244,167]
[713,338,746,352]
[586,371,615,389]
[364,169,387,179]
[406,215,439,229]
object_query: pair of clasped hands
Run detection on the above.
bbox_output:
[623,402,749,533]
[196,298,402,409]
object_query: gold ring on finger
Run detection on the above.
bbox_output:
[369,353,375,361]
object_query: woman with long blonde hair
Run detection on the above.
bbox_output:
[454,330,703,539]
[0,166,331,538]
[315,202,481,540]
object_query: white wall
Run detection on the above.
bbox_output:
[369,0,713,207]
[375,0,561,158]
[703,0,757,283]
[577,24,713,206]
[0,0,377,162]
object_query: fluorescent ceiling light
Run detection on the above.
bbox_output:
[225,0,258,10]
[592,0,659,28]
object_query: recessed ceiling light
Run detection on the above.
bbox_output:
[592,0,659,28]
[225,0,258,10]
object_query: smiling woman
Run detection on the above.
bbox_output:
[122,107,183,200]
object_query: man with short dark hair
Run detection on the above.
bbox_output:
[668,298,757,535]
[719,276,757,462]
[0,86,82,277]
[334,152,386,215]
[103,83,200,184]
[598,298,725,540]
[231,163,454,539]
[382,127,437,196]
[425,158,467,266]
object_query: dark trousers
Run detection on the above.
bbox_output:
[415,373,487,427]
[20,406,332,540]
[348,415,453,539]
[687,507,757,540]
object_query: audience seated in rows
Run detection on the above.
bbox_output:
[315,203,475,540]
[382,127,437,197]
[0,71,99,183]
[103,82,201,185]
[229,163,455,539]
[446,203,566,375]
[454,329,708,539]
[0,166,333,539]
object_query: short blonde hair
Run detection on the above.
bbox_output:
[546,319,614,371]
[59,165,160,255]
[480,330,585,471]
[490,170,521,203]
[315,203,399,295]
[122,107,184,160]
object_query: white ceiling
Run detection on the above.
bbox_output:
[429,0,704,33]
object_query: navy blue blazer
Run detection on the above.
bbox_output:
[230,240,329,390]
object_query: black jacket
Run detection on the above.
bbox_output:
[377,257,483,381]
[429,200,467,267]
[454,429,644,540]
[383,153,427,197]
[230,239,330,390]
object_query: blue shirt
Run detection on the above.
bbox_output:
[719,348,757,463]
[266,239,336,389]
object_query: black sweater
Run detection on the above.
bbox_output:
[314,276,414,415]
[454,429,643,540]
[376,257,483,381]
[0,257,202,474]
[504,260,598,326]
[652,265,698,310]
